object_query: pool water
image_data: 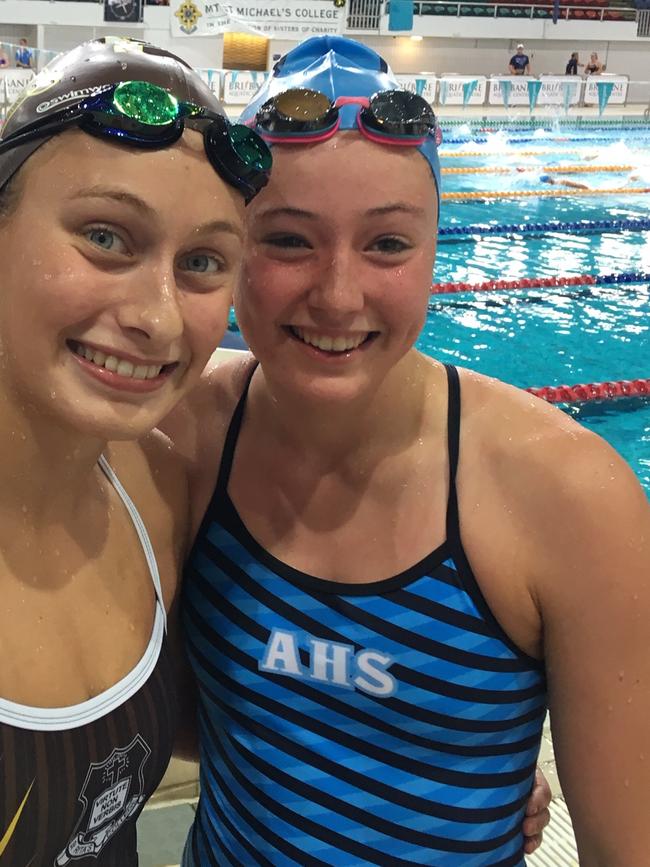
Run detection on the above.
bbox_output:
[426,126,650,494]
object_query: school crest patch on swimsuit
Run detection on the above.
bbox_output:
[55,734,151,865]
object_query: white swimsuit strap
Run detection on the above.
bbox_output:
[98,454,167,633]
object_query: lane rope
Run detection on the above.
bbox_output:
[440,148,584,158]
[430,270,650,295]
[438,217,650,238]
[444,135,650,145]
[442,164,634,175]
[526,378,650,404]
[442,187,650,201]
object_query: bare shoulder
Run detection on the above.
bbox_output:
[158,351,257,538]
[159,351,255,462]
[458,366,648,579]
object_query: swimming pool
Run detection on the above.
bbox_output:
[427,124,650,494]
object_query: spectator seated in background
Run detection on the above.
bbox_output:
[509,44,530,75]
[565,52,584,75]
[585,52,604,74]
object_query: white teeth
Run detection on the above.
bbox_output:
[116,359,134,378]
[292,327,367,352]
[71,342,164,380]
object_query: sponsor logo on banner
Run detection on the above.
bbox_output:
[536,78,582,106]
[436,77,487,106]
[583,77,627,105]
[170,0,345,39]
[394,75,437,104]
[488,77,532,106]
[222,70,269,104]
[0,69,35,107]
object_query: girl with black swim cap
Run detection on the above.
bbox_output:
[0,35,269,866]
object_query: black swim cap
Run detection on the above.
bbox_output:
[0,36,225,190]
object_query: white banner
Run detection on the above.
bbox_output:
[0,68,35,107]
[437,76,487,106]
[171,0,344,39]
[197,67,222,98]
[583,76,628,105]
[488,76,534,106]
[222,69,269,103]
[393,74,437,104]
[536,77,583,106]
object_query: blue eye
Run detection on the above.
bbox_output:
[179,253,222,273]
[85,227,128,254]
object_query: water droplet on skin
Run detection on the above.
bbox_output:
[120,62,128,71]
[624,779,630,788]
[618,671,625,681]
[50,390,56,399]
[21,504,28,514]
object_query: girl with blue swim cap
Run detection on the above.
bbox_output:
[167,36,650,867]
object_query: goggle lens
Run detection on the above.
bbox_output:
[112,80,180,126]
[364,90,436,137]
[228,124,271,172]
[258,88,336,133]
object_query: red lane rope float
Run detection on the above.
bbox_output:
[432,274,593,295]
[442,164,634,175]
[442,187,650,201]
[526,378,650,404]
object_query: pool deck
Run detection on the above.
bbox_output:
[137,716,580,866]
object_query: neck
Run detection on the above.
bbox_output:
[251,351,439,469]
[0,393,107,525]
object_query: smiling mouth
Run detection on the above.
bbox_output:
[67,340,178,381]
[287,326,377,353]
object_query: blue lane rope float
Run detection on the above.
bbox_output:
[443,134,650,145]
[438,217,650,240]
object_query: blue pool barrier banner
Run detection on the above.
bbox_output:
[170,0,344,39]
[583,76,628,105]
[463,79,478,106]
[562,81,576,113]
[388,0,414,31]
[527,79,542,111]
[499,79,512,107]
[596,80,615,114]
[439,80,449,105]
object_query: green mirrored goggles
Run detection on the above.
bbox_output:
[0,80,272,202]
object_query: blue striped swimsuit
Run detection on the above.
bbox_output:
[182,364,547,866]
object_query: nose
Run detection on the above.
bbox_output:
[116,262,184,350]
[308,248,364,317]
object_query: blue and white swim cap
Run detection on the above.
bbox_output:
[240,36,441,199]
